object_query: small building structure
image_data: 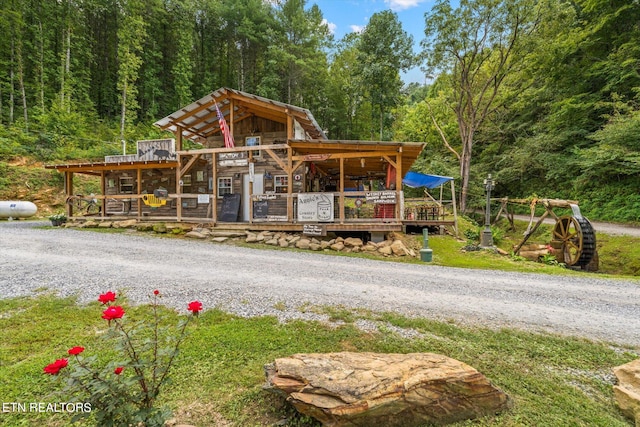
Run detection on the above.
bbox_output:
[46,88,454,238]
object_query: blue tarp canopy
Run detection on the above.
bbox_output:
[402,172,454,189]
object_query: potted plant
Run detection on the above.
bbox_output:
[49,212,67,226]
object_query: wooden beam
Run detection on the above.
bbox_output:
[65,172,73,218]
[287,146,293,221]
[176,153,182,222]
[382,155,397,169]
[176,143,287,156]
[212,153,217,224]
[137,168,142,218]
[264,148,289,173]
[100,171,106,218]
[176,125,183,151]
[292,151,398,161]
[339,158,345,224]
[180,153,202,177]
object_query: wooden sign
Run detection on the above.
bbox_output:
[303,224,326,236]
[365,191,397,204]
[303,154,331,161]
[297,193,334,222]
[219,151,248,166]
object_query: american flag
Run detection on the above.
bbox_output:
[215,101,235,148]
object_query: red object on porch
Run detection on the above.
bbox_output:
[374,203,396,219]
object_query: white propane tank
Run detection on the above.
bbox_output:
[0,201,38,219]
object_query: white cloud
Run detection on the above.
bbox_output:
[322,19,337,34]
[384,0,425,11]
[350,24,365,33]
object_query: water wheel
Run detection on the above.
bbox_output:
[551,214,596,267]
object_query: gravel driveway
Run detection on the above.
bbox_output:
[1,221,639,347]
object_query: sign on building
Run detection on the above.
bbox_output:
[297,193,334,222]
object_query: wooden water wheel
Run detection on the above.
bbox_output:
[550,214,596,267]
[502,198,598,270]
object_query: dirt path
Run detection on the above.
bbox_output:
[1,221,639,348]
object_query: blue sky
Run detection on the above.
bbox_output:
[311,0,438,84]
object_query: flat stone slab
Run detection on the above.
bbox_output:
[265,352,510,426]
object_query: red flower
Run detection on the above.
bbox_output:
[98,291,117,305]
[43,358,68,375]
[68,346,85,356]
[153,289,160,295]
[102,306,125,321]
[114,366,124,375]
[187,301,202,314]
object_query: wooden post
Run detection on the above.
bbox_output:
[395,151,402,220]
[287,145,293,222]
[100,171,106,218]
[339,157,345,224]
[212,153,217,223]
[248,151,254,223]
[137,168,142,219]
[65,172,73,218]
[176,152,182,221]
[176,125,183,151]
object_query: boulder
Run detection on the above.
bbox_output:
[211,237,229,243]
[613,359,640,424]
[330,242,345,251]
[391,240,409,256]
[344,237,364,247]
[378,246,393,256]
[278,238,290,248]
[296,239,311,249]
[265,352,510,427]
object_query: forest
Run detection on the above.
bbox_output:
[0,0,638,222]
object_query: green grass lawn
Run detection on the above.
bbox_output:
[0,293,636,426]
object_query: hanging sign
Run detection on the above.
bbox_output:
[365,191,397,204]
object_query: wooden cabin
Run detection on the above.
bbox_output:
[47,88,454,239]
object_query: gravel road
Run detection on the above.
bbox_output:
[1,220,639,347]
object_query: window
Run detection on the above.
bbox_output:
[217,177,233,198]
[274,175,288,193]
[245,136,261,158]
[119,176,134,194]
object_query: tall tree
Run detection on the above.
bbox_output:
[422,0,542,212]
[116,0,147,141]
[269,0,332,106]
[356,10,413,140]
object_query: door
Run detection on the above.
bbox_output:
[242,173,264,221]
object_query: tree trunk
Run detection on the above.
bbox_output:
[459,127,474,213]
[120,80,127,141]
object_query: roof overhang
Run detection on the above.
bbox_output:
[289,139,424,180]
[154,87,327,142]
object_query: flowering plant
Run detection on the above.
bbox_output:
[43,290,202,426]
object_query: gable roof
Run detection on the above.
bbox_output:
[154,87,326,142]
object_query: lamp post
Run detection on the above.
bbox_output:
[480,174,495,248]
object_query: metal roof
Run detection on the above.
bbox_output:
[154,87,327,142]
